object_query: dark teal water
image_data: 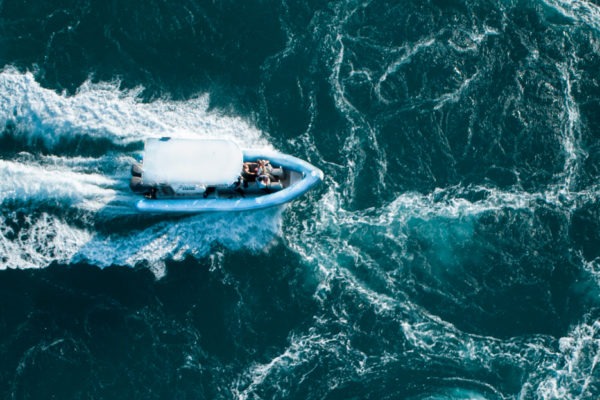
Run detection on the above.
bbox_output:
[1,0,600,398]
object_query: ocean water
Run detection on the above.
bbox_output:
[1,0,600,398]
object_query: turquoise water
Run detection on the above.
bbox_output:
[1,0,600,398]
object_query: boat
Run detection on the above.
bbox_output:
[129,137,323,213]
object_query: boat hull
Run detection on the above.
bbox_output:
[135,149,323,213]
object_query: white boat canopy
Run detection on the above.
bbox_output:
[142,138,243,186]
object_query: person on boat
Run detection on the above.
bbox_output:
[203,186,216,198]
[243,159,272,181]
[256,174,271,192]
[144,187,157,199]
[242,162,259,182]
[256,159,272,176]
[231,175,246,197]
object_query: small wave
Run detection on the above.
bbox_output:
[524,318,600,399]
[232,328,369,400]
[542,0,600,32]
[0,212,91,269]
[405,381,503,400]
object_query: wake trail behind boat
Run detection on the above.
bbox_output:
[0,69,287,275]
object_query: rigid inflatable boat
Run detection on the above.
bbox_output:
[130,137,323,213]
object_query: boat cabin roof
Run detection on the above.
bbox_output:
[142,138,243,186]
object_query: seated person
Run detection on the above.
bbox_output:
[256,159,272,177]
[230,176,246,197]
[242,162,259,181]
[256,174,270,191]
[202,186,216,198]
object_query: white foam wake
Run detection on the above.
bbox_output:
[72,208,284,278]
[0,67,268,148]
[0,208,283,277]
[0,212,91,269]
[0,159,117,211]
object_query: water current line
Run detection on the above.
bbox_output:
[374,38,436,105]
[556,63,584,192]
[327,3,388,200]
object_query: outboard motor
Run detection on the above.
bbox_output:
[130,176,153,194]
[131,162,143,178]
[130,162,153,195]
